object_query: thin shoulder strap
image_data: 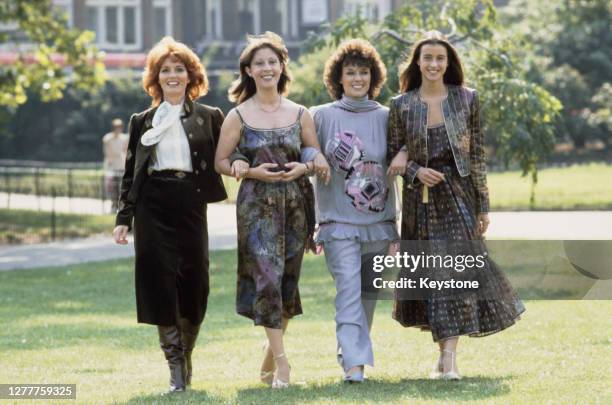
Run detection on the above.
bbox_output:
[235,108,245,124]
[296,107,305,123]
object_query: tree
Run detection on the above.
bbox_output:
[0,0,105,107]
[501,0,612,148]
[291,0,561,205]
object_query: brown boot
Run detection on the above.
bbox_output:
[179,318,200,386]
[157,325,186,393]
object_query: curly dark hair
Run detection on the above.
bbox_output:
[323,39,387,100]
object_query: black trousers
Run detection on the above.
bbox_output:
[133,174,209,326]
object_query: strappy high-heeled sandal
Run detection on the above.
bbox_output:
[429,352,444,379]
[260,343,275,386]
[441,349,461,380]
[271,353,290,389]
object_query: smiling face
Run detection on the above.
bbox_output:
[158,56,190,101]
[418,44,448,84]
[340,63,371,98]
[245,47,283,91]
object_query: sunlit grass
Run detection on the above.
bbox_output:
[0,251,610,404]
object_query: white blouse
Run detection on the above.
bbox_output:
[141,101,193,172]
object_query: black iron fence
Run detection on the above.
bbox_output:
[0,160,115,245]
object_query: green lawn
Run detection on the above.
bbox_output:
[229,163,612,210]
[0,251,610,404]
[0,208,114,244]
[488,163,612,210]
[2,162,611,211]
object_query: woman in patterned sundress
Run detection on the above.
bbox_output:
[214,32,330,389]
[387,31,525,379]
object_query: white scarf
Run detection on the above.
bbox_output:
[141,101,183,146]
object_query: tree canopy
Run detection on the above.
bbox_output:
[0,0,105,107]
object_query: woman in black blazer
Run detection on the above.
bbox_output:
[112,36,226,393]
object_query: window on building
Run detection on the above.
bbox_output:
[85,0,141,51]
[153,0,172,41]
[124,7,136,44]
[105,7,118,43]
[53,0,73,27]
[261,0,287,36]
[238,0,257,35]
[86,6,98,33]
[205,0,222,40]
[343,0,391,23]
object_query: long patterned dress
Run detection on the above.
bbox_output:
[234,109,310,329]
[393,124,525,341]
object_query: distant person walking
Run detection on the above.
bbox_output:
[102,118,128,212]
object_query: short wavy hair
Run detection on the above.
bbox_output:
[323,39,387,100]
[142,36,209,106]
[228,31,292,104]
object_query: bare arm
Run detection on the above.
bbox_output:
[300,108,331,184]
[214,109,242,176]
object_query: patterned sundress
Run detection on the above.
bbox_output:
[234,108,309,329]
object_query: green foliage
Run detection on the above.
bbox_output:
[0,77,149,161]
[501,0,612,147]
[0,0,105,107]
[292,0,561,200]
[586,83,612,133]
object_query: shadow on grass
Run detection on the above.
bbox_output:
[110,376,512,404]
[233,376,512,403]
[114,389,226,405]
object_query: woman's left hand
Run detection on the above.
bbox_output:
[477,213,490,236]
[387,150,407,176]
[230,159,250,181]
[281,162,308,182]
[313,153,331,185]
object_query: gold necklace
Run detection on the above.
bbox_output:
[253,95,282,113]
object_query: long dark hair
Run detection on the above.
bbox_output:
[399,31,464,92]
[228,31,292,104]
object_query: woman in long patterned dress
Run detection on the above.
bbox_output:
[387,31,525,380]
[311,39,399,383]
[214,32,330,389]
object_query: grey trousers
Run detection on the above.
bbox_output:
[324,239,389,371]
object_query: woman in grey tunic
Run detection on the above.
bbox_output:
[311,39,399,383]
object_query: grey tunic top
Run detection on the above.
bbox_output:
[311,95,399,242]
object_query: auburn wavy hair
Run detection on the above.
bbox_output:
[324,39,387,100]
[399,30,464,92]
[228,31,292,104]
[142,36,209,106]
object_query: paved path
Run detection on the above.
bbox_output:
[0,203,236,271]
[1,195,611,271]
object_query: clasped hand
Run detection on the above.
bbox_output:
[231,161,308,183]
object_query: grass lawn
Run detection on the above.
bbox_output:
[0,251,610,404]
[0,208,114,244]
[224,163,612,210]
[2,163,611,212]
[488,163,612,210]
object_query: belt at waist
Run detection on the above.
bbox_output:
[150,169,195,179]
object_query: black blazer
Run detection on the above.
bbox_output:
[115,99,227,228]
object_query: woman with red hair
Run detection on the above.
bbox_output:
[112,37,226,393]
